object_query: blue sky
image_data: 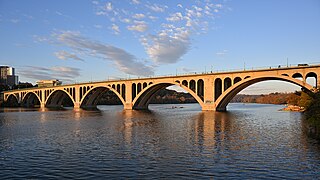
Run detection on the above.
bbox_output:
[0,0,319,94]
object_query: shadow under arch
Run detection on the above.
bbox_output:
[5,94,19,107]
[21,92,41,108]
[132,82,204,110]
[215,75,315,111]
[45,90,75,108]
[80,86,125,109]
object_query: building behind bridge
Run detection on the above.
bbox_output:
[36,79,62,87]
[0,66,19,88]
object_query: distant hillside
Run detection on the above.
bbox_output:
[231,92,302,105]
[97,89,196,105]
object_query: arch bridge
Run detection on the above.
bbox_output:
[3,65,320,111]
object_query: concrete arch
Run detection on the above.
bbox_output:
[132,82,204,110]
[21,92,41,107]
[224,77,232,91]
[5,94,19,106]
[292,73,303,78]
[215,75,315,111]
[234,77,242,84]
[306,72,317,79]
[80,86,125,108]
[45,89,75,108]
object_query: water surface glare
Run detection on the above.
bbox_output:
[0,103,319,179]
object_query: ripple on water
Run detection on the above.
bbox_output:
[0,103,319,179]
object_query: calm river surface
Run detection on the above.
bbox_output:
[0,103,319,179]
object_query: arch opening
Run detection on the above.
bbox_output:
[46,90,74,109]
[81,86,124,110]
[197,79,204,101]
[292,73,303,79]
[5,94,19,107]
[133,83,201,110]
[215,76,314,112]
[306,72,317,88]
[189,80,196,92]
[214,78,222,101]
[143,82,147,89]
[182,80,188,87]
[121,84,126,100]
[224,77,232,91]
[234,77,242,84]
[137,83,142,94]
[22,92,40,108]
[132,83,137,100]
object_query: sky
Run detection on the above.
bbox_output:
[0,0,319,94]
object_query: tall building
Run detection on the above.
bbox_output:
[0,66,19,87]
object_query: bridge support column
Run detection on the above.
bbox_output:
[203,78,215,111]
[124,82,133,110]
[40,102,45,108]
[202,104,216,111]
[124,103,133,110]
[74,102,81,111]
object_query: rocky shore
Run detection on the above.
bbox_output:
[280,105,305,112]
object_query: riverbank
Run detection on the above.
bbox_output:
[280,105,305,112]
[304,92,320,140]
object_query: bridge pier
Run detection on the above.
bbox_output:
[74,102,81,111]
[201,103,216,111]
[124,103,133,110]
[40,102,45,108]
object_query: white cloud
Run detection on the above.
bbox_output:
[94,24,103,29]
[215,4,223,8]
[54,50,84,61]
[216,50,228,56]
[106,2,113,11]
[132,0,140,4]
[148,16,158,20]
[142,30,191,64]
[54,31,153,76]
[111,24,120,34]
[121,18,131,23]
[19,66,81,83]
[133,13,145,19]
[10,19,20,23]
[91,0,225,66]
[180,67,195,73]
[127,21,148,32]
[166,12,183,22]
[146,4,167,12]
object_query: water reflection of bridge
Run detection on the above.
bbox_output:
[3,65,320,111]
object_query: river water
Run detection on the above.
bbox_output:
[0,103,319,179]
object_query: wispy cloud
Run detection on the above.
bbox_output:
[146,4,167,12]
[127,21,148,32]
[142,29,191,64]
[51,31,154,76]
[216,50,228,56]
[19,66,81,83]
[10,19,20,24]
[94,24,103,29]
[92,0,224,65]
[54,50,84,61]
[111,24,120,34]
[131,0,140,4]
[133,13,145,19]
